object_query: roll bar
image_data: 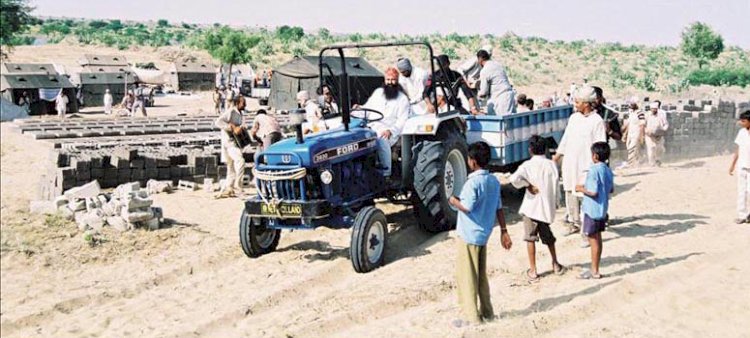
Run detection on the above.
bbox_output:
[318,41,437,131]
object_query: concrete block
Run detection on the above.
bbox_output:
[114,182,141,197]
[144,157,157,168]
[157,168,171,180]
[178,180,197,191]
[91,168,104,179]
[110,156,128,169]
[64,180,101,200]
[131,169,145,181]
[146,180,172,194]
[126,195,153,211]
[113,148,138,161]
[90,156,104,168]
[142,217,160,230]
[145,168,159,179]
[121,208,154,223]
[129,158,145,169]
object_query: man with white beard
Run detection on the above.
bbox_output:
[553,86,606,244]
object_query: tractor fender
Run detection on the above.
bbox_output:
[401,111,465,136]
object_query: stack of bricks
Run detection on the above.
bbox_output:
[610,99,748,164]
[38,146,231,200]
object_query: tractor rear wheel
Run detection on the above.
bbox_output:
[411,130,468,233]
[350,206,388,273]
[239,212,281,258]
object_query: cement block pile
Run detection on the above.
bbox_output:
[663,99,747,160]
[38,146,246,200]
[31,180,168,232]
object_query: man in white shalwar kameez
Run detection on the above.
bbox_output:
[103,89,113,115]
[396,58,429,115]
[476,50,515,116]
[359,67,411,177]
[553,86,606,240]
[55,91,68,118]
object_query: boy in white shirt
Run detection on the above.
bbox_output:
[729,110,750,224]
[510,135,566,282]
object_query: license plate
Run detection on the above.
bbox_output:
[260,203,302,217]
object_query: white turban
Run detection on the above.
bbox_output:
[575,85,597,103]
[648,102,658,109]
[296,90,310,101]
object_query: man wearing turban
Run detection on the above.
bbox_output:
[356,67,411,177]
[553,85,607,238]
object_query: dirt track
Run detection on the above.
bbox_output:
[2,110,749,337]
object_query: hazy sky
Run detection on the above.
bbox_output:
[31,0,750,48]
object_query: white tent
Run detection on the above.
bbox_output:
[132,66,167,85]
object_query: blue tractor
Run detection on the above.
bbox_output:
[240,41,573,273]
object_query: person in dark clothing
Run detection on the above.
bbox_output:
[592,86,622,142]
[423,54,480,115]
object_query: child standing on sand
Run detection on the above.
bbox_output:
[576,142,614,279]
[509,135,566,282]
[449,142,512,326]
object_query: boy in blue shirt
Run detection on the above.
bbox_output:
[448,141,512,325]
[575,142,614,279]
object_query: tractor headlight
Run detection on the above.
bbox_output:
[320,170,333,185]
[417,124,434,133]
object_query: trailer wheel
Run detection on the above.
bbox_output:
[411,129,468,233]
[239,212,280,258]
[350,206,388,273]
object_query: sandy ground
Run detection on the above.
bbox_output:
[2,100,750,338]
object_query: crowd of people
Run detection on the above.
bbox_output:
[204,45,750,326]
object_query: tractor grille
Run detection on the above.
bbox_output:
[254,168,307,201]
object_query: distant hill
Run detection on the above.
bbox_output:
[8,17,749,101]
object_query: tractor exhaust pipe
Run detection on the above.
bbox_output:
[289,108,307,144]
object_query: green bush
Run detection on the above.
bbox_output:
[686,67,750,87]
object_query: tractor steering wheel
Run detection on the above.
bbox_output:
[350,107,384,124]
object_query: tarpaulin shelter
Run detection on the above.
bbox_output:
[169,61,216,91]
[269,56,383,111]
[0,63,78,115]
[77,54,138,106]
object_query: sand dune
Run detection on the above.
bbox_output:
[1,113,748,337]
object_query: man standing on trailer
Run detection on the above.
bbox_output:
[476,50,515,116]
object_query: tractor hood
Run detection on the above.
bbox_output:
[258,127,378,168]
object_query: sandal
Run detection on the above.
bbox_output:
[577,270,603,280]
[526,269,540,282]
[553,263,567,275]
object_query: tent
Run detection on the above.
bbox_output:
[269,56,383,111]
[77,70,137,106]
[77,55,138,106]
[169,61,216,91]
[0,73,78,115]
[132,66,167,85]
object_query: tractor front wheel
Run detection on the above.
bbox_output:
[239,212,281,258]
[350,206,388,273]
